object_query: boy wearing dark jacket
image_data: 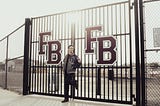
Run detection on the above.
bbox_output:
[62,45,81,103]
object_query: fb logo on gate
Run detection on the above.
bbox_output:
[38,25,117,65]
[39,32,61,65]
[85,26,117,65]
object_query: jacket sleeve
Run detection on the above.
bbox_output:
[62,55,67,72]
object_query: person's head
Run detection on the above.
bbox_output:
[68,45,74,55]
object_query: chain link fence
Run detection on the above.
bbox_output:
[144,0,160,105]
[0,24,25,94]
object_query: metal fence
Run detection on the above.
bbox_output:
[2,0,160,105]
[144,0,160,106]
[26,1,135,105]
[0,24,25,93]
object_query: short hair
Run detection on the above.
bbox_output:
[68,45,74,49]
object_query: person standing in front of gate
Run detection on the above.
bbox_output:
[61,45,81,103]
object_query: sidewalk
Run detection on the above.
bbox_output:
[0,88,131,106]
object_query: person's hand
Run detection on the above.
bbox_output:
[77,57,81,63]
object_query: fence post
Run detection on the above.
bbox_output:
[139,0,145,105]
[23,18,31,95]
[4,36,9,89]
[134,0,141,105]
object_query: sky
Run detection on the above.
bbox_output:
[0,0,124,62]
[0,0,160,63]
[0,0,123,39]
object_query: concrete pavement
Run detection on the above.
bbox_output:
[0,87,132,106]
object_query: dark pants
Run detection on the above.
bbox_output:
[64,73,76,100]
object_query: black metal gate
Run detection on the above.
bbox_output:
[24,0,134,104]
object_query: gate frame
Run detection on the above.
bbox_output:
[22,0,146,105]
[134,0,145,105]
[139,0,145,106]
[23,18,31,95]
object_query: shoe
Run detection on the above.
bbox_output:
[61,99,69,103]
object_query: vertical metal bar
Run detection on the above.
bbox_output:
[60,14,62,95]
[134,0,141,105]
[128,0,133,103]
[51,65,53,93]
[45,16,49,94]
[103,66,105,100]
[42,17,45,93]
[99,7,102,100]
[84,51,86,97]
[45,63,47,93]
[112,68,114,100]
[67,13,70,46]
[59,14,62,94]
[88,9,94,98]
[108,67,109,99]
[92,66,94,98]
[91,9,94,99]
[107,6,110,100]
[5,36,9,89]
[97,67,101,96]
[55,66,58,94]
[53,65,57,94]
[44,16,50,93]
[23,18,31,95]
[120,4,123,101]
[84,10,86,98]
[34,19,38,92]
[80,67,82,97]
[28,18,33,94]
[52,15,55,94]
[76,11,80,97]
[41,18,44,93]
[57,15,59,94]
[62,14,67,94]
[33,18,36,93]
[57,66,60,94]
[53,14,57,91]
[87,9,90,99]
[38,18,43,93]
[95,7,97,99]
[116,67,118,100]
[48,16,52,94]
[139,0,145,105]
[124,3,127,101]
[36,18,39,93]
[53,15,57,94]
[57,15,60,94]
[115,4,118,101]
[80,11,83,98]
[102,6,106,100]
[95,67,97,99]
[111,5,114,100]
[48,65,50,93]
[54,66,56,94]
[60,14,63,95]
